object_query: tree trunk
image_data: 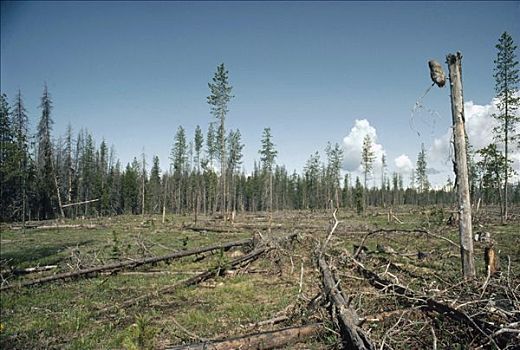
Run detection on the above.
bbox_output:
[166,324,321,350]
[446,52,475,279]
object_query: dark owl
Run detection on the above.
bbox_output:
[428,60,446,87]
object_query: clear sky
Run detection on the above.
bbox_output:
[1,1,519,186]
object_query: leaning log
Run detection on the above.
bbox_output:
[0,238,252,291]
[165,323,321,350]
[318,255,374,350]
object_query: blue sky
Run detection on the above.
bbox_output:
[1,1,519,186]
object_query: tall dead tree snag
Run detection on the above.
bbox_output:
[445,52,475,279]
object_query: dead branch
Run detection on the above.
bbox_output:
[61,198,100,208]
[1,265,58,276]
[0,238,252,291]
[353,257,501,345]
[317,255,375,350]
[165,323,322,350]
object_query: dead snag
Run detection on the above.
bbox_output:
[165,323,322,350]
[0,238,252,291]
[318,255,374,350]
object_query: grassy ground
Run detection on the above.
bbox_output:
[1,207,519,349]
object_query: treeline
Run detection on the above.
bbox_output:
[1,58,519,222]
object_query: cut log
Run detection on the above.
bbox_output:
[318,255,374,350]
[0,238,252,291]
[165,323,321,350]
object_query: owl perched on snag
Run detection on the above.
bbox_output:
[428,60,446,87]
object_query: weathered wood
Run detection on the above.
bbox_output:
[318,255,374,350]
[165,323,321,350]
[1,265,58,276]
[0,238,252,291]
[61,198,100,208]
[446,52,475,279]
[100,233,297,314]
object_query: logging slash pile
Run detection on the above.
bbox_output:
[1,210,519,349]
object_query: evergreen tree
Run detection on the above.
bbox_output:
[259,128,277,212]
[361,135,375,209]
[228,129,244,212]
[206,122,217,169]
[381,154,387,207]
[194,125,204,173]
[325,142,343,208]
[493,32,519,223]
[416,143,430,193]
[121,161,139,214]
[36,84,56,219]
[12,91,30,219]
[304,151,321,210]
[0,93,16,220]
[207,63,233,214]
[171,126,187,213]
[477,144,512,208]
[148,155,162,213]
[354,176,364,215]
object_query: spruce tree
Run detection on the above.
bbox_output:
[36,84,56,219]
[0,93,15,220]
[493,32,519,223]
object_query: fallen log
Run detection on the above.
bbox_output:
[318,255,375,350]
[99,245,269,314]
[99,232,297,314]
[165,323,321,350]
[0,238,252,291]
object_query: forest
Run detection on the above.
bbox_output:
[1,17,519,350]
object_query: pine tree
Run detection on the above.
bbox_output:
[325,142,343,208]
[354,176,364,215]
[361,134,375,209]
[493,32,519,223]
[416,143,430,193]
[171,126,187,213]
[194,125,204,173]
[259,128,277,212]
[207,63,233,214]
[304,152,321,210]
[148,155,162,213]
[227,129,244,212]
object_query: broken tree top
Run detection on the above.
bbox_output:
[428,60,446,87]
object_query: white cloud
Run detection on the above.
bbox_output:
[429,96,520,184]
[394,154,413,174]
[342,119,386,176]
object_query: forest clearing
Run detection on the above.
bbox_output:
[2,2,520,349]
[1,207,519,349]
